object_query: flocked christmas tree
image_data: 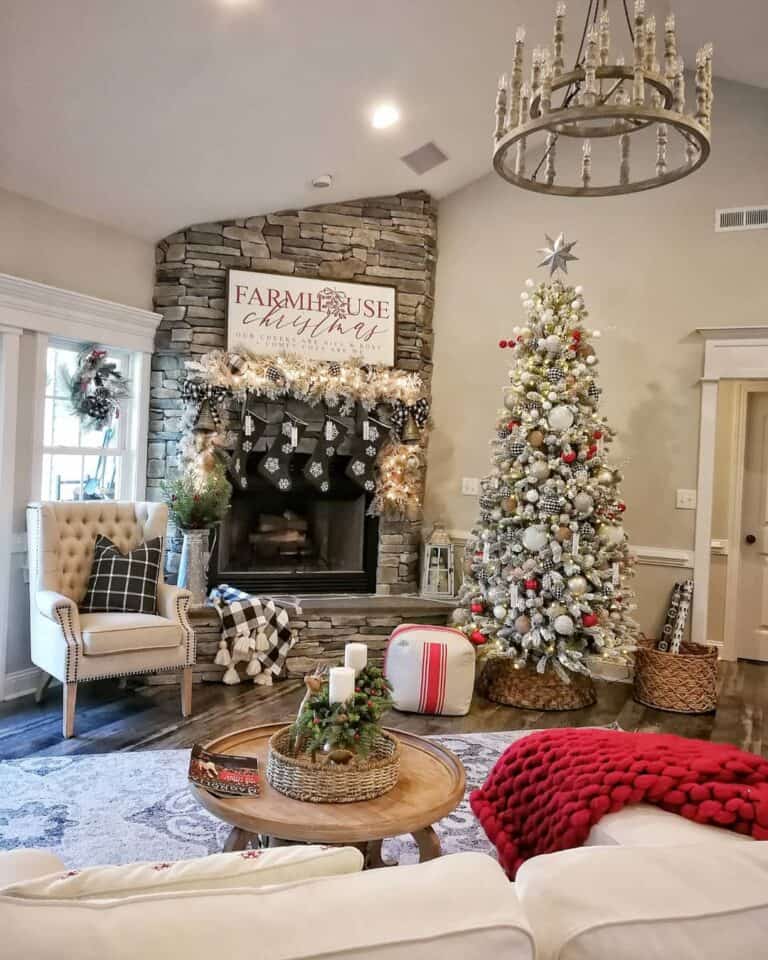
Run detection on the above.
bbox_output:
[453,235,637,682]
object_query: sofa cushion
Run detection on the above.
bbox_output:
[81,535,163,614]
[2,846,363,900]
[586,803,754,847]
[516,842,768,960]
[80,612,181,656]
[0,852,533,960]
[0,851,65,889]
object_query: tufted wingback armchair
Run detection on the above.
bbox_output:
[26,501,195,738]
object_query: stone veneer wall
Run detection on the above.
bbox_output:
[149,190,437,594]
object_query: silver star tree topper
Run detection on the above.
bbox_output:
[537,233,579,276]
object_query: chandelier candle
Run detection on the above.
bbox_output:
[344,643,368,676]
[328,667,356,705]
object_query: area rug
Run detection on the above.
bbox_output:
[0,730,536,869]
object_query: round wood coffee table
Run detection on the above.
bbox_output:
[190,723,465,867]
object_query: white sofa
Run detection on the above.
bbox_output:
[2,807,767,960]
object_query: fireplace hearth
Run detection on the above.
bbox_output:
[211,452,379,594]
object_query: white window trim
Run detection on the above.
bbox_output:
[0,273,160,698]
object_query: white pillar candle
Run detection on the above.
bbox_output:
[344,642,368,676]
[328,666,355,704]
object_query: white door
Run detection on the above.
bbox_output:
[737,392,768,660]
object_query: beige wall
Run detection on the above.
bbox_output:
[426,76,768,633]
[0,186,154,309]
[1,189,154,683]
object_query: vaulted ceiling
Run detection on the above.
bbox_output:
[1,0,765,240]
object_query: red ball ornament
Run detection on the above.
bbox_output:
[524,577,539,591]
[593,430,603,440]
[507,420,519,431]
[470,602,484,614]
[617,502,626,512]
[571,330,582,341]
[562,451,577,464]
[586,444,598,459]
[499,339,508,349]
[470,630,487,646]
[582,613,598,627]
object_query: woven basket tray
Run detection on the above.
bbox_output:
[266,726,400,803]
[633,638,718,714]
[479,657,597,711]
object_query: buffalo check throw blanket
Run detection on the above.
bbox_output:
[208,584,298,686]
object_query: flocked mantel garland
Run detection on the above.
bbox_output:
[180,351,430,519]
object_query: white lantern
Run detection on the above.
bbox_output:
[421,522,455,598]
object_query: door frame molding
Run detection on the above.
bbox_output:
[693,326,768,659]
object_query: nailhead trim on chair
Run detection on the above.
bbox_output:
[176,593,196,667]
[53,604,80,683]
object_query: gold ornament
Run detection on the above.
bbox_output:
[501,495,518,514]
[528,429,544,448]
[555,525,572,542]
[514,614,531,634]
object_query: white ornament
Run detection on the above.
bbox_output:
[522,526,548,552]
[573,492,593,514]
[525,278,535,288]
[554,614,575,635]
[568,575,589,596]
[525,489,539,503]
[592,330,601,338]
[548,405,574,432]
[529,461,550,481]
[599,524,625,546]
[575,285,583,295]
[586,355,597,366]
[493,604,508,619]
[544,335,561,355]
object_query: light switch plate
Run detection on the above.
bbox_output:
[676,489,697,510]
[461,477,480,496]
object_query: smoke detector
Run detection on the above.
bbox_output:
[312,174,333,189]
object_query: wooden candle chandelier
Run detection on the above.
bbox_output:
[493,0,713,196]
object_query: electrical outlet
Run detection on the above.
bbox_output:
[676,489,697,510]
[461,477,480,496]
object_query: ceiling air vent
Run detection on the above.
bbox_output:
[401,142,448,176]
[715,205,768,232]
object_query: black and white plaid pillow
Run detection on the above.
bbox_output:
[81,536,163,614]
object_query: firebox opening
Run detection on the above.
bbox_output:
[211,452,379,594]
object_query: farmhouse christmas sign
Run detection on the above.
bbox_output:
[227,269,396,366]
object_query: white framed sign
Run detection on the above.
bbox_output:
[227,269,396,366]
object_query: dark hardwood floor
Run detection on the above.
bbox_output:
[0,659,766,760]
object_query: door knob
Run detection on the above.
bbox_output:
[746,534,757,544]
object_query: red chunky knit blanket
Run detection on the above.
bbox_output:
[470,728,768,878]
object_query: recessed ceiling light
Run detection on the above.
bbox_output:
[371,104,400,130]
[312,174,333,189]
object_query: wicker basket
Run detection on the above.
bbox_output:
[633,638,718,714]
[266,726,400,803]
[479,657,597,711]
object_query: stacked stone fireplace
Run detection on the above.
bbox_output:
[146,191,448,678]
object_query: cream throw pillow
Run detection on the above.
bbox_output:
[2,845,363,901]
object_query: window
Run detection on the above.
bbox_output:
[41,343,134,502]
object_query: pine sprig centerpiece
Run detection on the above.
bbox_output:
[293,665,393,757]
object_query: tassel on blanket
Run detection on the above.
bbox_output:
[222,663,241,685]
[253,672,273,686]
[246,654,262,677]
[233,631,253,655]
[214,640,231,667]
[255,630,270,652]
